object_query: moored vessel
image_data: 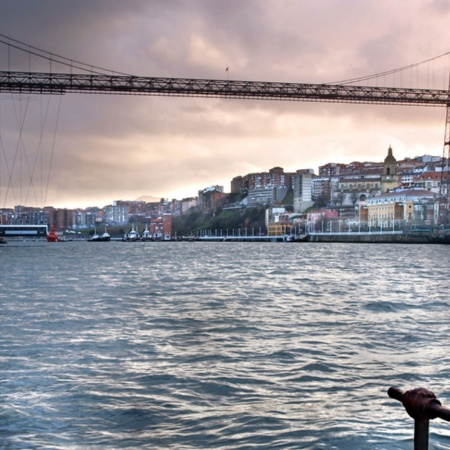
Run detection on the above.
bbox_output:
[123,224,139,241]
[46,225,61,242]
[141,224,152,241]
[90,227,111,242]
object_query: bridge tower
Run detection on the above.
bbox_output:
[438,76,450,226]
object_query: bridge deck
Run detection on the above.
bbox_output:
[1,71,449,106]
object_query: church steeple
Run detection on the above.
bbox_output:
[384,145,396,175]
[381,146,398,192]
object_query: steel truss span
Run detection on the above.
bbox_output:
[1,71,450,106]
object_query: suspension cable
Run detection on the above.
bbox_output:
[327,52,450,85]
[44,94,62,208]
[0,33,132,76]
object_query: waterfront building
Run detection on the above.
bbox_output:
[362,189,437,226]
[306,209,339,232]
[266,208,291,236]
[12,205,47,225]
[150,213,172,239]
[46,207,74,230]
[0,208,14,224]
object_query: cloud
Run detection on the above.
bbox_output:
[0,0,449,208]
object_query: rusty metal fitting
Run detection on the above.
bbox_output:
[388,387,450,422]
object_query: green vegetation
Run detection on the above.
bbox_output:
[173,206,267,236]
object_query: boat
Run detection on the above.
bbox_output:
[46,225,61,242]
[90,229,100,241]
[141,224,152,241]
[123,224,139,241]
[90,227,111,242]
[100,229,111,241]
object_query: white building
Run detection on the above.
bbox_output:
[293,171,314,213]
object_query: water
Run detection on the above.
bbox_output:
[1,241,450,449]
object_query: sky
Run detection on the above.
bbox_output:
[1,0,450,209]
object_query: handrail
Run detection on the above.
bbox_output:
[388,387,450,450]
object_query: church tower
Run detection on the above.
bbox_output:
[381,145,398,192]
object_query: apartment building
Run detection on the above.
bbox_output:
[293,171,314,213]
[232,167,294,195]
[180,197,197,214]
[198,186,225,212]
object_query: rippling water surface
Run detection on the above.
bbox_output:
[1,241,450,449]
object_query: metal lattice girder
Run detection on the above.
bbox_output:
[1,70,450,106]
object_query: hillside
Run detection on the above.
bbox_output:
[172,206,267,236]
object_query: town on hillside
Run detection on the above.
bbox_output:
[0,147,448,240]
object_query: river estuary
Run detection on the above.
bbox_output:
[1,241,449,449]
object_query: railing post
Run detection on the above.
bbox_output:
[414,419,429,450]
[388,387,450,450]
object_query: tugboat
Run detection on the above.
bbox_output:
[141,224,152,241]
[123,224,139,241]
[46,225,60,242]
[90,227,111,242]
[100,228,111,241]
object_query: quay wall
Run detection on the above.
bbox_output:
[308,233,430,244]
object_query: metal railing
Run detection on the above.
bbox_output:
[388,387,450,449]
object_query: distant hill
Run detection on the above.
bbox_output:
[135,195,160,203]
